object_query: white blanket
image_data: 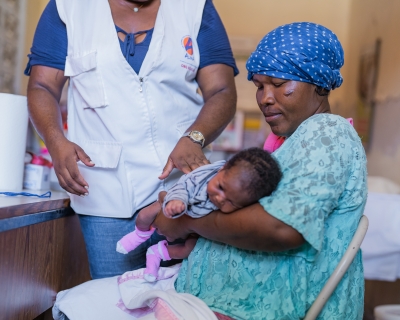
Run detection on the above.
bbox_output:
[361,192,400,281]
[53,264,217,320]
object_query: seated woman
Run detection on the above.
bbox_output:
[53,22,366,320]
[153,22,367,319]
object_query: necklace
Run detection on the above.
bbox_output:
[131,4,144,12]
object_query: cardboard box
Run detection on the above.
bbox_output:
[23,164,51,190]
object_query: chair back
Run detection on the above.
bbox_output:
[304,215,369,320]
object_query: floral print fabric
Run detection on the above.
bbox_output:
[175,114,367,320]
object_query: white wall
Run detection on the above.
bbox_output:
[215,0,400,185]
[345,0,400,185]
[214,0,352,115]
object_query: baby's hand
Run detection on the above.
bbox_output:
[164,200,185,218]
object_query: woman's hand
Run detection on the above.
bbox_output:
[158,137,209,179]
[48,138,95,196]
[152,210,192,241]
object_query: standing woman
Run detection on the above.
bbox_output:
[25,0,238,279]
[154,22,367,319]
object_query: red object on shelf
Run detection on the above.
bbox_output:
[26,152,53,168]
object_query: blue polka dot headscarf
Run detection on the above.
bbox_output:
[246,22,344,90]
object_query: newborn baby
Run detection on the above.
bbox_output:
[117,147,282,281]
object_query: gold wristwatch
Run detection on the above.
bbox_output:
[183,130,205,147]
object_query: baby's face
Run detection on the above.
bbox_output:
[207,166,251,213]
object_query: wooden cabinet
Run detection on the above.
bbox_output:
[0,192,90,320]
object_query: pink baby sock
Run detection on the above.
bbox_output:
[144,240,171,282]
[116,227,155,254]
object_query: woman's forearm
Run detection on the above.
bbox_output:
[27,66,96,195]
[187,203,305,252]
[153,202,305,252]
[190,64,237,145]
[27,66,68,149]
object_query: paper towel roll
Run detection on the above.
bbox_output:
[0,93,29,191]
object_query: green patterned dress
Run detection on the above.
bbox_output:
[176,114,367,320]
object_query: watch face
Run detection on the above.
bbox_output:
[187,131,204,146]
[192,131,202,140]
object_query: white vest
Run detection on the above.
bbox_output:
[56,0,206,217]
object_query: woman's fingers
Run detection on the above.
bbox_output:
[51,140,93,196]
[179,140,210,171]
[66,157,89,194]
[76,146,95,167]
[158,158,176,179]
[159,137,210,179]
[54,171,74,194]
[55,164,87,195]
[55,158,86,195]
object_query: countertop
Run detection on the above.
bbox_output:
[0,190,69,220]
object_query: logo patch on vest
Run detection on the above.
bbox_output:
[180,35,197,73]
[182,36,194,61]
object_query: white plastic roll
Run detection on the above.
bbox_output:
[0,93,29,191]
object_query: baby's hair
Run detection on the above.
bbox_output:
[225,147,282,203]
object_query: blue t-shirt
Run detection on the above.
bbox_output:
[25,0,238,76]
